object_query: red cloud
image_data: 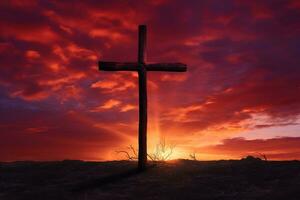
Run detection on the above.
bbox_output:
[25,50,41,59]
[0,0,300,161]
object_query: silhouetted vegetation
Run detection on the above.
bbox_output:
[148,139,175,161]
[189,152,197,161]
[116,138,176,162]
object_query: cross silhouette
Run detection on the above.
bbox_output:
[99,25,187,170]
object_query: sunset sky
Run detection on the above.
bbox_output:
[1,0,300,161]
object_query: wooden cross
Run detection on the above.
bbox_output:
[98,25,187,170]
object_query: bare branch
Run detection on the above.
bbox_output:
[164,148,173,160]
[116,150,135,160]
[189,152,197,161]
[147,153,154,161]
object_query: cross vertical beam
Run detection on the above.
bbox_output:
[138,25,147,170]
[98,25,187,170]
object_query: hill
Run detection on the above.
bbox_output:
[1,159,300,199]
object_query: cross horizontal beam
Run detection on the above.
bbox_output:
[99,61,187,72]
[146,63,187,72]
[99,61,139,71]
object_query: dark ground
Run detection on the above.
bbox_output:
[1,159,300,200]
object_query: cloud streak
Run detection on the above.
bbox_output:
[0,0,300,161]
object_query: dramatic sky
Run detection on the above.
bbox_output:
[1,0,300,161]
